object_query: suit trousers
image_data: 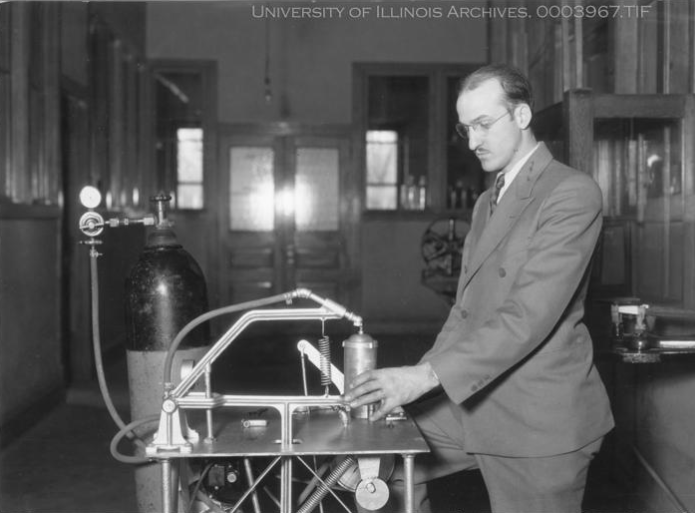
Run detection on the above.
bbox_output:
[384,394,603,513]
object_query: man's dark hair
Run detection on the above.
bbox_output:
[459,63,534,112]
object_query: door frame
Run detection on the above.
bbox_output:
[216,121,361,311]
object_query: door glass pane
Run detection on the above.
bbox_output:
[295,147,339,231]
[593,117,683,303]
[229,146,274,231]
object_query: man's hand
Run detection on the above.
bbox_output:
[342,362,441,421]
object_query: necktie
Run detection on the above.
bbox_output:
[490,172,505,215]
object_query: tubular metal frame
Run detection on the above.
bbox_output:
[144,293,425,513]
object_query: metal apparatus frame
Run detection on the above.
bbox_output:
[75,193,428,512]
[147,290,427,513]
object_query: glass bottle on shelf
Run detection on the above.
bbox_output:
[417,175,427,210]
[400,175,411,209]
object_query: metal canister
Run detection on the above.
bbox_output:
[343,333,378,418]
[124,195,210,513]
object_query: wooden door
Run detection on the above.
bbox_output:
[218,127,358,310]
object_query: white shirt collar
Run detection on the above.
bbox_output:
[497,142,540,201]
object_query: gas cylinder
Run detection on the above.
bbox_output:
[342,332,378,419]
[124,194,210,513]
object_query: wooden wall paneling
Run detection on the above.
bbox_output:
[43,2,61,205]
[0,214,64,427]
[563,89,593,175]
[684,96,695,200]
[691,0,695,94]
[0,4,9,199]
[137,61,154,203]
[573,5,583,88]
[124,53,136,209]
[683,95,695,309]
[509,8,527,73]
[488,15,508,63]
[593,94,686,119]
[89,19,111,202]
[10,3,30,202]
[660,0,670,93]
[667,221,683,304]
[0,4,8,73]
[668,0,690,94]
[613,15,639,93]
[108,39,124,209]
[640,1,660,93]
[561,17,572,97]
[526,9,550,108]
[661,124,673,300]
[120,51,140,211]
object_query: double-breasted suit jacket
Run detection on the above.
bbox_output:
[421,143,614,457]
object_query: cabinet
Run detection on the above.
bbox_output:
[533,90,695,314]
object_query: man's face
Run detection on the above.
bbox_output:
[456,78,523,173]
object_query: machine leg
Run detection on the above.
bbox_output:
[403,454,415,513]
[281,456,293,513]
[162,459,174,513]
[244,457,262,513]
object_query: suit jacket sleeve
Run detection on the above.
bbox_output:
[422,174,603,405]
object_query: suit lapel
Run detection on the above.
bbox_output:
[462,143,554,290]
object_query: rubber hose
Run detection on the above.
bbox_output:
[109,415,159,464]
[90,251,146,449]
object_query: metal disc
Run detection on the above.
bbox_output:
[355,478,389,511]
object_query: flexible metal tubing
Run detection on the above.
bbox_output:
[162,293,298,385]
[90,249,146,449]
[109,415,159,464]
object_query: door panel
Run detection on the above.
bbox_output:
[229,146,275,232]
[220,135,279,305]
[288,137,346,302]
[219,129,356,309]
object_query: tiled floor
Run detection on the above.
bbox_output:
[0,336,652,513]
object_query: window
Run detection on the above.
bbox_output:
[357,64,484,213]
[176,127,204,209]
[152,61,216,211]
[365,130,399,209]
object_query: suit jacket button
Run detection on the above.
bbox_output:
[498,267,506,277]
[461,309,468,319]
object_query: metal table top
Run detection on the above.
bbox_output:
[151,407,429,459]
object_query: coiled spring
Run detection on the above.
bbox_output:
[319,335,331,392]
[296,455,357,513]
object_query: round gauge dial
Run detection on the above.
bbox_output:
[79,186,102,209]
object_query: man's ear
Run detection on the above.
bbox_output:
[514,104,533,130]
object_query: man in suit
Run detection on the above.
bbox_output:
[344,64,614,513]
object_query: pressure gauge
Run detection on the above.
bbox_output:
[79,185,102,209]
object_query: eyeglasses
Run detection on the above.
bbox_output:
[455,110,511,140]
